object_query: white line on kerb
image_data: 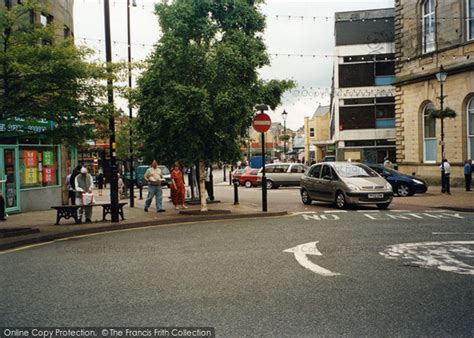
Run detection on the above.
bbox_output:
[432,232,474,235]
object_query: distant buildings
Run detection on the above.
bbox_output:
[394,0,474,184]
[304,106,333,163]
[331,8,397,164]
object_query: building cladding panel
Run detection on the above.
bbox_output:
[335,8,395,46]
[394,0,474,184]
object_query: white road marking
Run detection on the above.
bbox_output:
[380,241,474,275]
[323,210,347,213]
[432,232,474,235]
[358,210,379,213]
[391,210,411,212]
[284,241,341,277]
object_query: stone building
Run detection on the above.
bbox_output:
[394,0,474,184]
[304,106,334,163]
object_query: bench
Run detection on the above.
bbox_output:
[51,202,127,225]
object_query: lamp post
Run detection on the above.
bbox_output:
[436,65,448,192]
[127,0,137,207]
[281,109,288,160]
[104,0,119,222]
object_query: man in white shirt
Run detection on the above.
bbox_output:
[144,160,165,212]
[439,159,451,194]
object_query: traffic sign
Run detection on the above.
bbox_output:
[253,113,272,133]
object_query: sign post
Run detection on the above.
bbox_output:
[253,105,271,212]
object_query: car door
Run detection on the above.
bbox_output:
[273,164,290,185]
[288,164,306,186]
[306,164,323,199]
[319,165,338,201]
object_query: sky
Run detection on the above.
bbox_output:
[74,0,394,130]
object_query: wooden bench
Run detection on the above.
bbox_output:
[51,202,127,225]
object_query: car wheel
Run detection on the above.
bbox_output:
[244,180,253,188]
[377,203,390,209]
[335,192,347,209]
[397,184,411,197]
[266,180,274,189]
[301,189,312,205]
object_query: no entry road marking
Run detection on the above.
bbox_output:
[298,211,466,221]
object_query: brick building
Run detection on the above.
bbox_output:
[394,0,474,184]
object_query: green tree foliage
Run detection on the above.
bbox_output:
[135,0,294,167]
[0,0,116,145]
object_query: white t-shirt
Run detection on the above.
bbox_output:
[145,167,163,184]
[439,162,451,174]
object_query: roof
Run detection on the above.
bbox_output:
[335,8,394,22]
[312,106,330,119]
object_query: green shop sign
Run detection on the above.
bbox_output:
[0,118,55,138]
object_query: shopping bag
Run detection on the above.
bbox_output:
[82,192,95,206]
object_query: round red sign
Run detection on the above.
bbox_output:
[252,113,272,133]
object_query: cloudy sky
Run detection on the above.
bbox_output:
[74,0,393,130]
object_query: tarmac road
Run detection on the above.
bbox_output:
[1,210,473,337]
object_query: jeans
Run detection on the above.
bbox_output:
[145,184,163,210]
[441,173,451,193]
[465,174,472,191]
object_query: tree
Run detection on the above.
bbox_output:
[135,0,294,211]
[0,0,116,146]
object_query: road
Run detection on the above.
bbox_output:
[1,209,473,336]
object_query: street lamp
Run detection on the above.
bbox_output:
[281,109,288,160]
[436,65,448,192]
[127,0,137,207]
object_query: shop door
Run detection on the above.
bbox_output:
[0,147,20,212]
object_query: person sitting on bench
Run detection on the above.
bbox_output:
[75,167,94,223]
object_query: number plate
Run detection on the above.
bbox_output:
[368,193,384,199]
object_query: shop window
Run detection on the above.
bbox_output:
[19,146,59,189]
[422,0,436,53]
[468,97,474,159]
[423,102,436,162]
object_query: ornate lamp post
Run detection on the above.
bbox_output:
[127,0,137,207]
[281,109,288,160]
[436,65,448,191]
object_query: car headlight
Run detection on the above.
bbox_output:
[385,182,392,190]
[412,179,424,185]
[346,183,360,191]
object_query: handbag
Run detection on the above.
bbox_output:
[82,192,95,206]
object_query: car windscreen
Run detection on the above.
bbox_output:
[158,166,170,175]
[334,163,378,178]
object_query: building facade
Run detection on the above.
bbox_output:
[331,9,397,165]
[304,106,334,163]
[394,0,474,184]
[0,0,75,213]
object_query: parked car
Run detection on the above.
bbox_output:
[366,164,428,197]
[258,163,307,189]
[232,167,252,185]
[238,169,261,188]
[124,165,171,188]
[300,162,394,209]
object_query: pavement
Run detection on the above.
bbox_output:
[0,184,472,251]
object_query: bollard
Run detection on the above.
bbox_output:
[233,181,239,205]
[139,186,143,200]
[223,165,226,182]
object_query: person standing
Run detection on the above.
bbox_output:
[97,170,104,196]
[383,157,394,169]
[440,159,451,195]
[170,162,187,210]
[68,165,82,205]
[75,167,94,223]
[144,160,165,212]
[464,159,472,192]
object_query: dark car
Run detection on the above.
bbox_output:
[367,164,428,197]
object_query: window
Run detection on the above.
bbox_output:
[20,146,59,189]
[309,165,322,178]
[422,0,436,53]
[321,165,332,179]
[309,128,315,137]
[468,0,474,40]
[423,102,437,162]
[290,165,305,173]
[40,13,48,26]
[339,63,375,88]
[468,97,474,159]
[64,26,71,38]
[274,165,289,173]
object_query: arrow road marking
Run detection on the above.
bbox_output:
[284,241,341,277]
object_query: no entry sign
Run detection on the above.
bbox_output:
[253,113,272,133]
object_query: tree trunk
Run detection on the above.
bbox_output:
[198,160,208,212]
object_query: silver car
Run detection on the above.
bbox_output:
[300,162,394,209]
[258,163,307,189]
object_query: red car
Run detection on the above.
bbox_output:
[238,168,261,188]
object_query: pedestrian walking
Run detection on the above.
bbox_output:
[440,159,451,194]
[170,162,187,210]
[97,170,104,196]
[144,160,165,212]
[118,174,125,199]
[75,167,94,223]
[464,159,472,191]
[205,167,214,201]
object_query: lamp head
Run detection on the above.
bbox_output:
[436,65,447,83]
[281,109,288,120]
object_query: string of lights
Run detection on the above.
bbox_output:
[72,37,473,62]
[75,0,474,22]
